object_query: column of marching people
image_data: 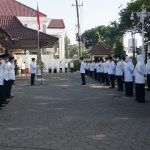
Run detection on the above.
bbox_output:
[84,54,150,103]
[0,54,15,109]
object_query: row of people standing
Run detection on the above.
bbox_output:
[48,61,74,73]
[81,54,150,103]
[0,53,15,108]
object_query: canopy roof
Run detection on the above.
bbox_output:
[0,16,58,49]
[89,42,111,56]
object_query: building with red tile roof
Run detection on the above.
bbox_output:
[0,0,46,17]
[89,42,111,60]
[0,0,66,60]
[48,19,65,29]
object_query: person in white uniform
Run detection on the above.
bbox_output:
[124,56,134,97]
[134,55,146,102]
[30,58,36,85]
[115,56,124,91]
[80,57,86,85]
[0,54,4,107]
[146,53,150,91]
[7,56,15,98]
[108,56,116,88]
[65,62,68,73]
[70,61,74,73]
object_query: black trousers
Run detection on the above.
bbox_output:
[135,83,145,102]
[60,68,62,73]
[147,74,150,90]
[90,71,94,78]
[31,73,35,85]
[116,75,123,91]
[97,73,100,82]
[94,69,97,80]
[3,80,9,101]
[70,68,74,73]
[125,81,133,96]
[7,80,14,97]
[104,73,110,85]
[81,73,86,85]
[49,69,52,73]
[109,74,115,88]
[65,68,68,73]
[0,85,4,104]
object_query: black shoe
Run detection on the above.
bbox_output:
[81,83,86,85]
[0,104,6,107]
[7,96,14,99]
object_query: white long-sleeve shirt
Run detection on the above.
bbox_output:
[115,60,125,76]
[80,61,86,73]
[124,59,134,82]
[146,59,150,75]
[8,62,15,80]
[0,61,4,85]
[30,62,36,74]
[108,61,116,75]
[134,55,146,84]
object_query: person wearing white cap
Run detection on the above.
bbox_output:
[134,55,146,102]
[124,56,134,97]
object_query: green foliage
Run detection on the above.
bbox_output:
[119,0,150,41]
[82,23,123,50]
[65,36,71,58]
[93,31,100,47]
[72,59,80,71]
[114,41,124,57]
[69,44,78,58]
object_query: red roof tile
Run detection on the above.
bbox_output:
[0,0,46,17]
[89,42,111,55]
[47,19,65,29]
[0,16,58,45]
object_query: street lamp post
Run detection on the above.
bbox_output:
[130,5,150,59]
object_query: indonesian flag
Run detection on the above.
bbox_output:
[36,3,40,30]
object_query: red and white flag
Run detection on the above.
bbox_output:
[36,3,40,30]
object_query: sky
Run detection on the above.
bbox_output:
[18,0,131,44]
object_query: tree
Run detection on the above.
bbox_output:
[93,31,100,46]
[69,44,78,58]
[65,36,70,58]
[114,41,124,57]
[119,0,150,41]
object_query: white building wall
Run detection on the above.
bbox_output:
[18,17,65,60]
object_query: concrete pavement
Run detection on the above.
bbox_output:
[0,73,150,150]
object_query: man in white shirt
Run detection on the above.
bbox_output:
[48,62,52,73]
[65,62,68,73]
[115,56,124,91]
[124,56,134,97]
[146,53,150,91]
[0,54,4,107]
[59,61,63,73]
[7,56,15,98]
[70,61,74,73]
[30,58,36,85]
[80,57,86,85]
[108,56,116,88]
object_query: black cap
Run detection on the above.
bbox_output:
[9,56,14,61]
[32,58,35,61]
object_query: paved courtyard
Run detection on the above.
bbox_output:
[0,72,150,150]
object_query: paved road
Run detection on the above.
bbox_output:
[0,73,150,150]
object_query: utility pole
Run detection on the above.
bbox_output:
[72,0,83,58]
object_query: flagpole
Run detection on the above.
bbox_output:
[36,2,42,85]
